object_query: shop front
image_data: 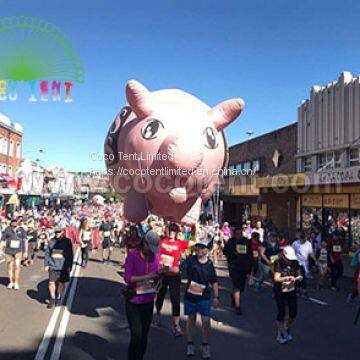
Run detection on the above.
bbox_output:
[300,191,360,250]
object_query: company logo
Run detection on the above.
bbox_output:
[0,16,84,103]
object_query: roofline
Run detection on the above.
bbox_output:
[229,122,297,149]
[0,122,23,136]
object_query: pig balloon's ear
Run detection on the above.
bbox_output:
[125,80,152,119]
[208,98,245,131]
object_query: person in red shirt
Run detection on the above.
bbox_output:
[155,223,192,336]
[250,232,260,286]
[328,233,344,291]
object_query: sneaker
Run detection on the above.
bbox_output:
[56,298,62,306]
[284,329,293,342]
[331,286,338,292]
[201,344,211,359]
[186,343,195,356]
[7,282,14,290]
[235,307,242,315]
[47,299,56,309]
[154,315,161,327]
[346,293,354,304]
[173,324,184,337]
[13,283,20,290]
[276,333,287,344]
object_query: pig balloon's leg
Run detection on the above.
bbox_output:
[181,197,202,225]
[124,190,148,223]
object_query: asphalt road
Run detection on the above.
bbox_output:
[0,248,358,360]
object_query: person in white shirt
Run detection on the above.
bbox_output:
[292,231,317,298]
[253,221,264,243]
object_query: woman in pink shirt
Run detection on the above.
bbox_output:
[124,231,161,360]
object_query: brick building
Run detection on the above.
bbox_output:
[0,113,23,178]
[221,123,297,236]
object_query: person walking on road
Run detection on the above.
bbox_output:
[273,246,303,344]
[45,226,74,309]
[2,218,27,290]
[182,240,219,359]
[100,217,115,264]
[155,223,192,336]
[347,242,360,303]
[292,230,316,298]
[258,232,281,289]
[223,227,253,315]
[78,218,92,268]
[1,217,27,290]
[328,232,344,291]
[124,230,162,360]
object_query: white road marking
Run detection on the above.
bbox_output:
[50,250,82,360]
[308,297,328,306]
[34,248,80,360]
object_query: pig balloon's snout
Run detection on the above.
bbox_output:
[165,140,203,170]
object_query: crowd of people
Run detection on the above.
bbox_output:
[0,203,359,359]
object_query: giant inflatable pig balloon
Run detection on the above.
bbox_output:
[104,80,244,224]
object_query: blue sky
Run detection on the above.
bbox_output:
[1,0,360,171]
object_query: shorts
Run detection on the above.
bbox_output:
[184,300,211,317]
[5,253,22,265]
[49,269,70,283]
[229,268,248,293]
[102,239,113,249]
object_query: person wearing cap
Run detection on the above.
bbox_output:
[155,222,194,336]
[1,217,27,290]
[124,230,162,360]
[273,246,303,344]
[44,227,74,309]
[223,227,253,315]
[181,239,219,359]
[258,232,281,290]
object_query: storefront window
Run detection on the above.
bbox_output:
[324,209,349,248]
[302,207,322,230]
[350,210,360,243]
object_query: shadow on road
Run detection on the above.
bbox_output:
[26,279,49,304]
[0,276,9,287]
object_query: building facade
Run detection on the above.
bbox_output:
[0,113,23,178]
[221,123,297,233]
[295,71,360,249]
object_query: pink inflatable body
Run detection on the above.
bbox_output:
[104,80,244,224]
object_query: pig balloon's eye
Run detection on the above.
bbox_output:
[141,119,164,140]
[204,127,218,149]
